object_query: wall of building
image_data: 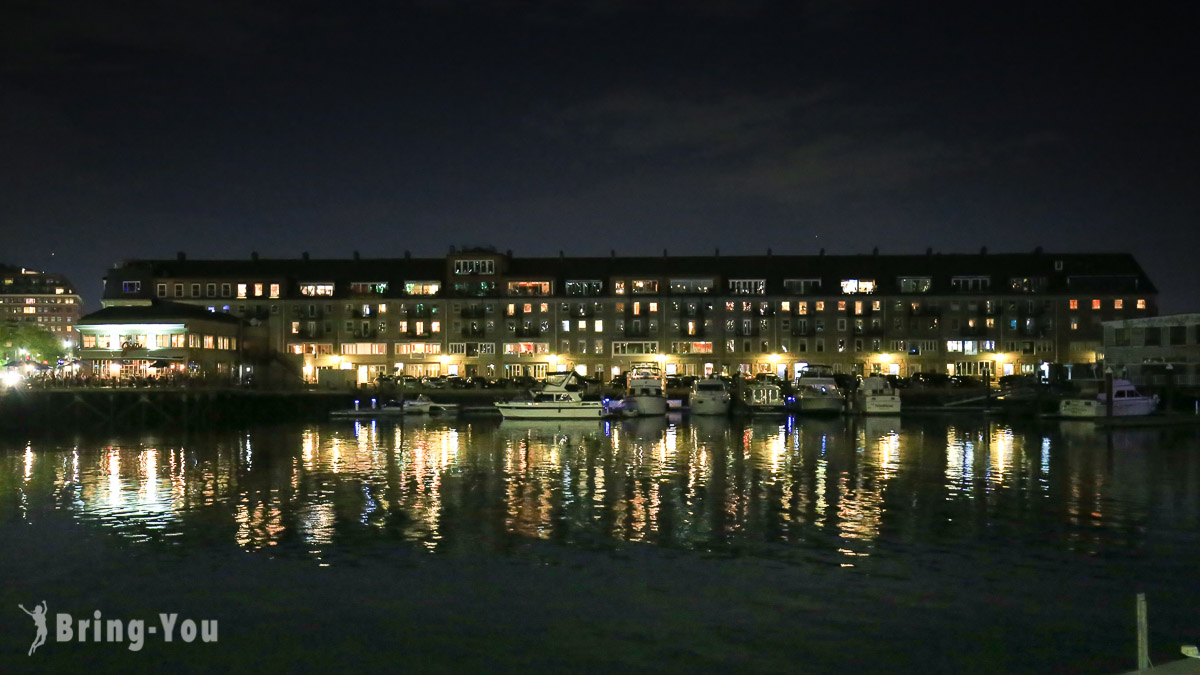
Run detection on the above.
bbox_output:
[98,251,1158,384]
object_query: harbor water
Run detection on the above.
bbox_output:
[3,415,1199,672]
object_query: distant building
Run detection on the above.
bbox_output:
[1,264,83,339]
[99,248,1157,385]
[1103,313,1200,388]
[77,301,246,379]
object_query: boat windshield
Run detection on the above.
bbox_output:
[543,373,572,388]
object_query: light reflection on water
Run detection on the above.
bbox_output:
[4,417,1200,565]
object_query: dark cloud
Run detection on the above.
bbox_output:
[1,1,1198,310]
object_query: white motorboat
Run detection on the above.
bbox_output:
[331,395,435,418]
[623,364,668,416]
[854,375,901,415]
[791,365,846,415]
[494,371,611,419]
[741,379,787,414]
[1058,379,1159,418]
[689,378,731,416]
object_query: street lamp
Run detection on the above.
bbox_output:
[547,353,559,373]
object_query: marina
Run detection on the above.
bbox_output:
[4,414,1200,672]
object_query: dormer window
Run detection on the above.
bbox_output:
[840,279,876,294]
[728,279,765,295]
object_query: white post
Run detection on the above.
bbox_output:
[1137,593,1150,671]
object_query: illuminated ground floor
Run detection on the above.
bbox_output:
[298,351,1064,385]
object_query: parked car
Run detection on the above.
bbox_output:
[422,376,449,389]
[949,375,986,389]
[910,372,950,387]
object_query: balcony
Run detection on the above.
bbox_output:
[514,326,543,338]
[461,326,487,338]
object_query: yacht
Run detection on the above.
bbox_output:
[853,375,901,415]
[1058,379,1159,418]
[791,365,846,415]
[688,378,731,416]
[494,371,611,419]
[740,377,787,414]
[623,364,668,416]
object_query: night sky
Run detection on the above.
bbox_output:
[4,1,1198,310]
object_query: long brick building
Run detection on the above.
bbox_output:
[97,247,1157,384]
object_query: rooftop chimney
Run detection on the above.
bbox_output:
[251,251,259,262]
[663,248,668,257]
[353,250,361,261]
[176,251,186,261]
[404,250,411,260]
[302,252,310,262]
[449,245,456,254]
[980,246,988,255]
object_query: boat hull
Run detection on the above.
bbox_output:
[1058,397,1158,418]
[625,395,668,416]
[689,395,730,416]
[792,396,845,415]
[494,403,610,420]
[857,395,901,415]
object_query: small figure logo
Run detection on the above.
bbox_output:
[18,601,48,656]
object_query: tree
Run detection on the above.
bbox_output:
[0,322,67,363]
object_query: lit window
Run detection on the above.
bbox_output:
[1091,299,1101,310]
[1114,299,1123,309]
[780,301,790,312]
[649,302,658,313]
[798,302,808,315]
[1070,318,1079,330]
[837,301,847,311]
[1136,298,1146,309]
[614,281,626,295]
[1069,299,1078,310]
[237,284,247,299]
[431,322,440,333]
[594,320,603,332]
[270,284,280,299]
[254,283,264,297]
[815,301,825,312]
[840,279,875,294]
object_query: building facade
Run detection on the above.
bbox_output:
[77,302,245,379]
[1,264,84,339]
[1103,313,1200,388]
[100,248,1157,385]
